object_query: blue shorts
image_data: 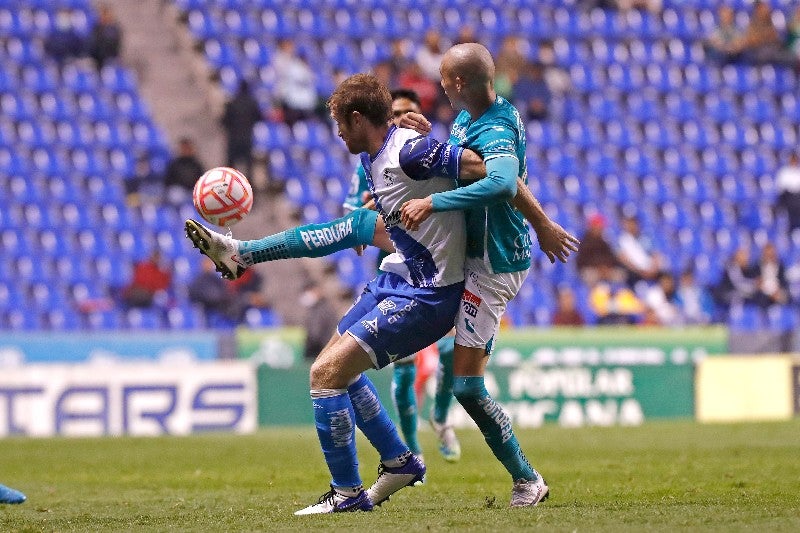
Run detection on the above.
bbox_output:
[338,272,464,369]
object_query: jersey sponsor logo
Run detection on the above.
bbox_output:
[387,299,418,324]
[377,299,396,315]
[462,289,482,306]
[361,317,379,337]
[476,396,513,443]
[491,126,505,132]
[300,218,354,249]
[451,124,467,143]
[440,144,457,176]
[513,231,532,261]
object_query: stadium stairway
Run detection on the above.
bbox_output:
[112,0,348,325]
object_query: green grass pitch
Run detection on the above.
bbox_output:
[2,420,799,532]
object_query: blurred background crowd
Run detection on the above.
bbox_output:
[0,0,798,343]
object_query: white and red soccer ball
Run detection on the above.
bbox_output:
[192,166,253,227]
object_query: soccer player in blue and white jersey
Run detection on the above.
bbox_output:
[186,73,488,514]
[344,88,461,463]
[399,43,579,508]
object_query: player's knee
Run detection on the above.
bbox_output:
[310,356,337,389]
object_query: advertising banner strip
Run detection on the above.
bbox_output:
[256,363,694,428]
[0,361,257,437]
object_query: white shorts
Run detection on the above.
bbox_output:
[455,257,528,353]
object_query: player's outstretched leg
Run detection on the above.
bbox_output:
[430,335,460,462]
[347,373,425,507]
[294,389,373,515]
[0,484,26,504]
[391,361,422,458]
[453,375,549,508]
[184,209,379,279]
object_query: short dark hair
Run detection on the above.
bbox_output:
[327,73,392,126]
[390,88,420,106]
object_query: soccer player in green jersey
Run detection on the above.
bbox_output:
[400,43,578,507]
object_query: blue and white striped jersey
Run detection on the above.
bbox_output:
[360,126,466,288]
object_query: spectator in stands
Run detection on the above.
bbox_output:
[513,62,552,122]
[221,80,261,180]
[576,213,623,286]
[415,30,446,82]
[122,250,172,309]
[125,153,161,207]
[786,6,800,59]
[454,26,478,45]
[714,246,761,308]
[537,40,571,95]
[643,271,681,326]
[44,9,85,67]
[754,243,789,308]
[88,4,122,72]
[189,258,245,323]
[588,265,645,325]
[616,214,664,287]
[704,6,744,63]
[164,137,204,205]
[737,1,794,65]
[552,285,585,326]
[388,38,413,81]
[495,36,527,100]
[273,39,319,125]
[300,282,338,361]
[674,267,716,325]
[397,62,439,115]
[776,152,800,234]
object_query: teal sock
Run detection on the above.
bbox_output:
[238,208,378,264]
[453,376,538,481]
[391,363,421,455]
[432,336,455,424]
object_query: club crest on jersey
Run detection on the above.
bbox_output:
[382,168,396,186]
[377,299,396,315]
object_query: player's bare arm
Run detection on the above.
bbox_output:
[513,177,580,264]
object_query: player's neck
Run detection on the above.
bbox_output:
[464,89,496,121]
[366,124,391,158]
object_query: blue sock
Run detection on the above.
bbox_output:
[432,336,455,424]
[453,376,539,481]
[310,389,362,491]
[238,208,378,264]
[391,363,421,455]
[348,373,410,462]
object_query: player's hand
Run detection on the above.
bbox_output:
[353,245,366,256]
[400,197,434,231]
[362,197,376,210]
[398,112,432,135]
[533,219,580,264]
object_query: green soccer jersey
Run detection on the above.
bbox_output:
[445,95,531,274]
[343,162,368,213]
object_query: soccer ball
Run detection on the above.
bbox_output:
[192,167,253,227]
